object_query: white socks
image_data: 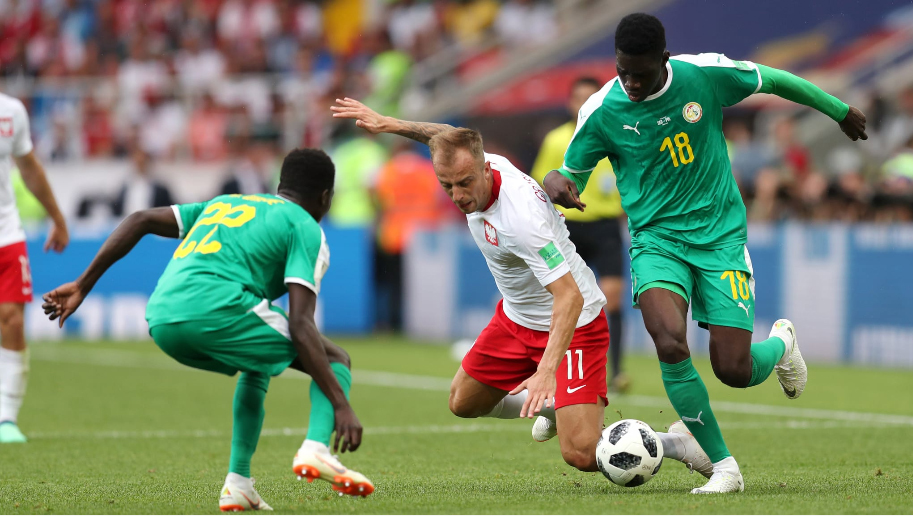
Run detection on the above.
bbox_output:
[482,390,556,420]
[0,348,28,424]
[658,431,686,461]
[226,472,252,490]
[713,456,740,474]
[300,439,330,454]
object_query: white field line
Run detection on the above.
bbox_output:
[27,420,877,441]
[31,346,913,427]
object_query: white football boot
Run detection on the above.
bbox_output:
[531,416,557,442]
[293,441,374,497]
[691,457,744,494]
[770,319,807,400]
[219,475,273,512]
[668,420,713,478]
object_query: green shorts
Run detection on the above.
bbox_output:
[149,300,297,377]
[630,233,755,332]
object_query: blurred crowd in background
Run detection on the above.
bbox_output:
[3,0,913,330]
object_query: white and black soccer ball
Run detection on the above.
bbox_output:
[595,419,663,487]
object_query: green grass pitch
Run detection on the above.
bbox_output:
[1,337,912,514]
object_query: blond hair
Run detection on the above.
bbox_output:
[428,128,484,167]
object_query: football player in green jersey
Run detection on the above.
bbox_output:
[543,13,867,494]
[41,149,374,510]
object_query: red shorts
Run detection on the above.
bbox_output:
[461,300,609,409]
[0,241,33,304]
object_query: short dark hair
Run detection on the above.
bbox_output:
[572,76,602,93]
[278,148,335,200]
[615,13,666,57]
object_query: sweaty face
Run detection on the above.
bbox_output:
[568,83,600,119]
[615,50,669,102]
[433,149,491,214]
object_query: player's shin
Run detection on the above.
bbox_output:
[303,362,351,447]
[229,372,270,478]
[0,347,28,424]
[482,389,556,420]
[659,358,731,463]
[747,336,786,387]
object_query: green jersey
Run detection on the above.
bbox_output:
[146,194,329,327]
[561,53,764,249]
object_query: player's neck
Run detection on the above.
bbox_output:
[479,168,502,212]
[650,66,670,96]
[279,190,324,222]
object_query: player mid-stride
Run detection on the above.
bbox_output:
[542,13,868,493]
[42,149,374,511]
[333,97,718,484]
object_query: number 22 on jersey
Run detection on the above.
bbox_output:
[659,132,694,168]
[174,202,256,259]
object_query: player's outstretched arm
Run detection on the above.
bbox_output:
[42,207,180,327]
[14,150,69,253]
[331,97,455,145]
[510,272,584,418]
[757,64,867,141]
[287,284,362,453]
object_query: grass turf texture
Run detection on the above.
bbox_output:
[0,337,911,514]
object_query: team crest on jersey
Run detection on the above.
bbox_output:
[682,102,702,123]
[0,118,12,137]
[483,220,499,247]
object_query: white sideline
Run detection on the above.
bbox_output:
[31,345,913,427]
[26,420,876,441]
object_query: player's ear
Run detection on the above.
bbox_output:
[320,188,334,213]
[662,50,670,64]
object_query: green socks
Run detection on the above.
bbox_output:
[229,372,270,477]
[748,336,786,387]
[304,362,352,446]
[660,357,731,463]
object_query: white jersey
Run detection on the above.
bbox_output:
[0,93,33,248]
[466,153,606,332]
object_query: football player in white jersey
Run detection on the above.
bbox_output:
[333,97,714,478]
[0,92,69,443]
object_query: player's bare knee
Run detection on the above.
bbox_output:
[0,304,23,331]
[561,447,597,472]
[649,326,688,363]
[711,360,750,388]
[327,345,351,369]
[447,392,477,418]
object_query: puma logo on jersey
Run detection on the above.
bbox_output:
[483,220,498,247]
[622,122,640,135]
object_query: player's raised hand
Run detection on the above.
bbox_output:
[44,219,69,253]
[543,170,586,212]
[333,405,363,453]
[331,97,388,134]
[510,369,557,419]
[41,281,86,328]
[839,106,868,141]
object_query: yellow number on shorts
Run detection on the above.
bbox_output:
[660,132,695,168]
[720,270,751,300]
[174,202,256,259]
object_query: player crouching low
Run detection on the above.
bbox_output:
[332,97,716,484]
[42,149,373,510]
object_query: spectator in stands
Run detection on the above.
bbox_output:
[188,93,229,161]
[494,0,556,49]
[445,0,499,46]
[81,94,115,157]
[174,28,226,94]
[139,90,187,159]
[387,0,437,54]
[217,0,280,48]
[112,147,174,217]
[875,86,913,159]
[117,34,169,125]
[220,136,270,196]
[373,141,446,331]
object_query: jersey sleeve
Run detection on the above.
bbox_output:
[679,53,762,107]
[172,202,207,238]
[502,206,571,288]
[284,219,328,295]
[559,91,613,192]
[756,64,849,122]
[12,99,33,157]
[530,127,567,185]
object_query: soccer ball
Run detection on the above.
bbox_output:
[595,419,663,487]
